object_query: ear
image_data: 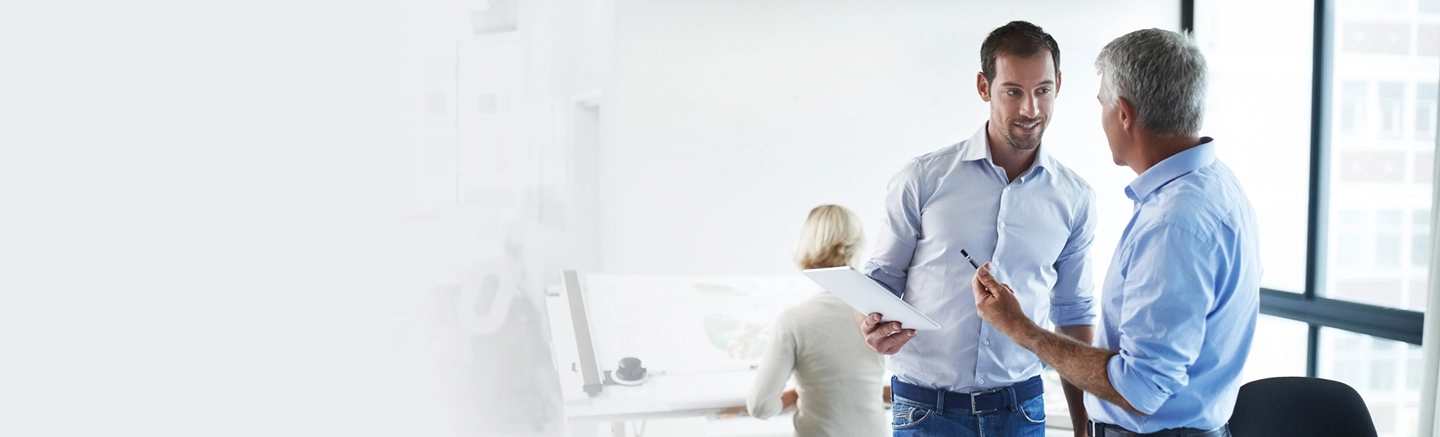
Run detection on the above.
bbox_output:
[1054,70,1062,95]
[977,72,991,102]
[1117,96,1136,132]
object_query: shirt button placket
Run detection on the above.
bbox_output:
[999,185,1012,231]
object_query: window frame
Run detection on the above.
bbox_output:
[1183,0,1429,378]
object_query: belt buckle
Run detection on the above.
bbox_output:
[968,387,1003,414]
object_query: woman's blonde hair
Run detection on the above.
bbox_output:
[794,205,865,270]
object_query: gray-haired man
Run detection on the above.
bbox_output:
[971,28,1261,437]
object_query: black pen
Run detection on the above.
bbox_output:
[960,249,981,269]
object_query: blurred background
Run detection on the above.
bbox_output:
[1,0,1437,436]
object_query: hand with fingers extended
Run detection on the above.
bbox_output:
[970,262,1032,336]
[855,312,917,355]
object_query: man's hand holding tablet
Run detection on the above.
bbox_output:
[801,266,942,355]
[855,312,915,355]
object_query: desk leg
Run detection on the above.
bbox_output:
[610,421,626,437]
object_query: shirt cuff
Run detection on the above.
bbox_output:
[1050,301,1098,327]
[861,261,906,297]
[1106,353,1171,415]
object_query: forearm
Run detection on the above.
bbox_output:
[972,264,1142,416]
[746,376,786,418]
[1011,322,1143,415]
[747,328,796,419]
[1059,373,1088,434]
[746,374,787,418]
[1055,325,1095,434]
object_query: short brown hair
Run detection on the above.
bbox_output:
[981,21,1061,83]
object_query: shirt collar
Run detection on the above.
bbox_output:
[959,124,991,162]
[961,122,1054,176]
[1125,137,1216,202]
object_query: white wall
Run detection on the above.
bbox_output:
[3,1,613,436]
[603,0,1181,276]
[3,1,421,435]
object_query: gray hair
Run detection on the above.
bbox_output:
[1094,29,1208,138]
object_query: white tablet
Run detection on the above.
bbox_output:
[801,266,941,331]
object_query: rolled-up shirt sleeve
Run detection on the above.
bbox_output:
[1106,223,1216,415]
[862,160,924,297]
[1049,187,1098,327]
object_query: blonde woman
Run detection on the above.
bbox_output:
[746,205,887,436]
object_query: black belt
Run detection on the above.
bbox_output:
[891,375,1042,414]
[1089,420,1228,437]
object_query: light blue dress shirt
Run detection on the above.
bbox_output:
[863,124,1098,392]
[1084,139,1261,432]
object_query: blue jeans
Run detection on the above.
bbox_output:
[891,389,1047,437]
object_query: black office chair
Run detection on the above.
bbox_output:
[1229,376,1378,437]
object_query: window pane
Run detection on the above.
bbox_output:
[1323,0,1440,311]
[1425,0,1440,14]
[1413,210,1431,271]
[1419,83,1438,142]
[1241,315,1308,383]
[1319,328,1422,437]
[1194,0,1312,293]
[1344,81,1370,137]
[1380,83,1406,139]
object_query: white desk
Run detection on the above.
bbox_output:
[563,370,753,424]
[546,274,816,436]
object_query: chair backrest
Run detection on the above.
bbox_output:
[1229,376,1378,437]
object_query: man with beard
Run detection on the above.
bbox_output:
[971,29,1257,437]
[856,21,1097,437]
